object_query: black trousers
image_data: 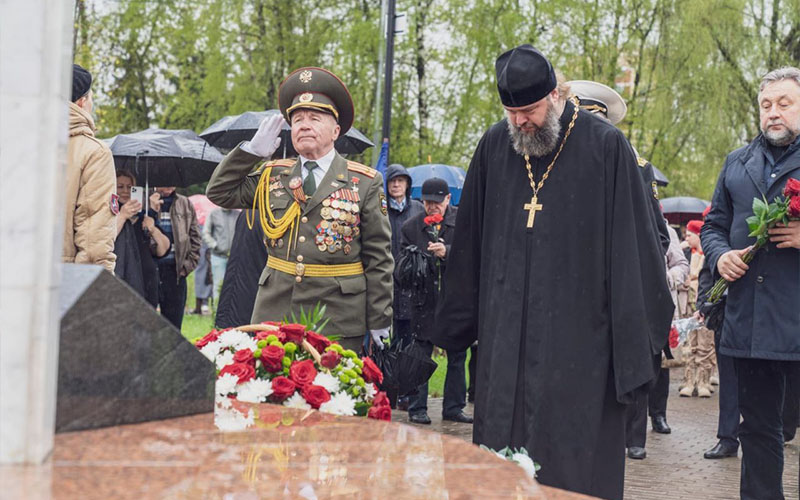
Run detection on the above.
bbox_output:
[782,367,800,442]
[408,340,467,417]
[468,343,478,399]
[735,358,800,500]
[714,329,740,448]
[626,354,666,448]
[158,263,187,330]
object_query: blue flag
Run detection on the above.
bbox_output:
[374,139,389,191]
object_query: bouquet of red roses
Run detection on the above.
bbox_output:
[195,322,391,420]
[708,178,800,302]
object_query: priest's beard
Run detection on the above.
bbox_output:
[506,102,562,158]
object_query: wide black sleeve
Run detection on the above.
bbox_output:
[642,162,671,254]
[605,132,675,403]
[432,134,488,351]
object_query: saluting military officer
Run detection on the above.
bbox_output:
[206,67,393,352]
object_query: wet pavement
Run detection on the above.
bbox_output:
[393,369,800,499]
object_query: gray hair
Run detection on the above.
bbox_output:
[759,67,800,96]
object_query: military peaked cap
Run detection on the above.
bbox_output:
[278,67,354,134]
[567,80,628,125]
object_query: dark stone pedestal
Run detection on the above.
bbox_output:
[56,264,214,433]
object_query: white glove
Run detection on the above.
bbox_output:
[369,328,390,349]
[246,114,285,158]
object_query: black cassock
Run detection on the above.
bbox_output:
[433,100,674,500]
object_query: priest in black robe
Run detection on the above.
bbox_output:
[433,45,674,499]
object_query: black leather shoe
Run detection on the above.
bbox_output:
[627,447,646,459]
[467,391,475,403]
[409,412,431,425]
[443,411,474,423]
[396,396,410,412]
[703,441,738,459]
[651,415,671,434]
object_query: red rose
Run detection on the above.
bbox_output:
[320,350,341,369]
[280,324,306,344]
[219,362,256,384]
[270,376,296,401]
[784,178,800,198]
[305,330,332,353]
[788,195,800,218]
[423,214,443,226]
[233,348,254,365]
[362,357,384,385]
[255,330,271,340]
[301,384,331,409]
[668,326,679,350]
[368,404,392,421]
[261,345,285,372]
[195,329,221,348]
[261,321,282,327]
[289,359,317,388]
[373,391,390,408]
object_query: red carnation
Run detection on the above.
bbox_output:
[305,330,332,353]
[255,330,271,340]
[368,404,392,421]
[784,178,800,198]
[373,391,390,408]
[261,345,285,372]
[281,324,306,344]
[668,326,679,350]
[270,376,296,401]
[789,195,800,218]
[320,350,341,369]
[362,357,384,385]
[195,329,221,348]
[424,213,444,226]
[219,362,256,384]
[289,359,317,388]
[301,384,331,409]
[233,349,254,365]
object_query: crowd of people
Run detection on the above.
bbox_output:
[63,44,800,500]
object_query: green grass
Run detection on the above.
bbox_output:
[181,272,469,397]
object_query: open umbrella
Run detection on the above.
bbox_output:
[407,164,467,205]
[660,196,710,226]
[652,165,669,186]
[105,128,224,188]
[199,110,374,155]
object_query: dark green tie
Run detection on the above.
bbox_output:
[303,161,318,196]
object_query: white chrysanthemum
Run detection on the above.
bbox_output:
[319,391,356,416]
[313,372,340,393]
[236,379,273,403]
[218,329,258,352]
[216,373,239,396]
[215,350,235,371]
[511,452,536,479]
[283,392,311,410]
[200,341,221,361]
[215,395,232,408]
[342,357,356,371]
[365,383,377,400]
[214,405,254,432]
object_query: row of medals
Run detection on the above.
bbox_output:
[316,197,360,255]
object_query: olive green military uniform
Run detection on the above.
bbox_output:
[206,146,393,346]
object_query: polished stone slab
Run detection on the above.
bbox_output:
[0,401,592,499]
[56,264,214,432]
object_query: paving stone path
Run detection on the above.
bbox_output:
[392,369,800,499]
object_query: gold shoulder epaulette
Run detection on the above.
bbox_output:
[636,156,648,168]
[251,158,295,176]
[347,161,377,178]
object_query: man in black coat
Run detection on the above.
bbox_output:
[399,178,472,425]
[386,164,425,351]
[702,67,800,499]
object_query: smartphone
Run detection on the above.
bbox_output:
[130,186,144,206]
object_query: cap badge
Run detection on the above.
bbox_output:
[299,92,313,103]
[299,70,312,83]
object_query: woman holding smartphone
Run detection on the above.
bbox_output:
[114,170,170,306]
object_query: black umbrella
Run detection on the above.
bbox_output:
[199,110,374,155]
[660,196,710,214]
[105,128,224,189]
[652,165,669,186]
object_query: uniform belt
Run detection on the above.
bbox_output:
[267,256,364,277]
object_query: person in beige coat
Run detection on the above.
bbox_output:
[63,64,117,273]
